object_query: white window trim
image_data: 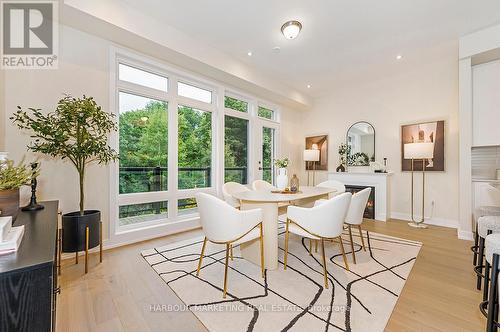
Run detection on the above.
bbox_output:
[108,45,281,247]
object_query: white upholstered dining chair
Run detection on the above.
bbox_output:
[252,179,276,191]
[283,192,352,288]
[222,182,250,209]
[316,180,346,196]
[195,193,264,298]
[344,187,371,264]
[252,180,289,211]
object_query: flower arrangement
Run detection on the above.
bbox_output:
[338,143,349,166]
[274,157,290,169]
[0,158,37,191]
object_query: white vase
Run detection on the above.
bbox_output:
[276,168,288,190]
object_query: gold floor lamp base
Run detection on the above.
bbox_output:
[408,222,428,229]
[408,158,429,230]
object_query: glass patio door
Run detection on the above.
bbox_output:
[256,123,278,184]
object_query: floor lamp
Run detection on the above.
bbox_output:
[304,149,320,186]
[404,142,434,228]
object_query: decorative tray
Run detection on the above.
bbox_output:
[271,190,302,194]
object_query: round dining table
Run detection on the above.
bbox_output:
[232,186,336,270]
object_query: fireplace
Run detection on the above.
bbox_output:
[345,185,375,219]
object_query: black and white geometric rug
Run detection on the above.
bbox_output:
[142,227,421,332]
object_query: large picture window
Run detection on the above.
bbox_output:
[178,105,213,189]
[225,115,248,184]
[112,50,280,240]
[119,92,168,194]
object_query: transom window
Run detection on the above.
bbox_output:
[225,96,248,113]
[178,81,212,103]
[258,106,275,120]
[118,63,168,92]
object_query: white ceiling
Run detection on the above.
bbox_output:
[119,1,500,98]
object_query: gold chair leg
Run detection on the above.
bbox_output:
[315,240,318,253]
[338,236,349,271]
[358,225,366,251]
[230,244,233,261]
[99,222,103,263]
[321,238,328,289]
[259,223,265,278]
[348,225,356,264]
[309,238,312,255]
[284,219,290,269]
[85,226,89,274]
[223,243,230,298]
[196,237,207,276]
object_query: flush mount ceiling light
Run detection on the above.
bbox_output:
[396,54,403,60]
[247,51,253,56]
[281,20,302,40]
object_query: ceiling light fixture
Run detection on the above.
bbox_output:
[281,20,302,40]
[396,54,403,60]
[247,51,253,56]
[307,84,311,89]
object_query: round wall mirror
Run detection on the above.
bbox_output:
[346,121,375,166]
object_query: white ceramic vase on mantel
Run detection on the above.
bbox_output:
[276,168,288,190]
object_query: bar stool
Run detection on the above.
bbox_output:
[480,233,500,331]
[473,206,500,266]
[476,216,500,290]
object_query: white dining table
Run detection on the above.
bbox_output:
[232,186,336,270]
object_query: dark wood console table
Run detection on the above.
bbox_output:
[0,201,59,332]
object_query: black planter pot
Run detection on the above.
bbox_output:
[62,210,101,252]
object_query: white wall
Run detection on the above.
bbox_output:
[3,25,302,242]
[4,25,111,236]
[0,68,4,150]
[298,41,460,229]
[472,59,500,147]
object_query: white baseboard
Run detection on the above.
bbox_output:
[390,212,459,229]
[457,229,474,241]
[61,219,202,260]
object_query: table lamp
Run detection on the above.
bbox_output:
[404,142,434,228]
[304,149,320,186]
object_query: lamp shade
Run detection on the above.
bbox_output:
[404,142,434,159]
[304,149,320,162]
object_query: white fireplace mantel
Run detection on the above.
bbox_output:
[328,172,393,221]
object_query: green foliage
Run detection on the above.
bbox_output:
[0,158,36,191]
[178,105,212,189]
[12,95,118,214]
[258,106,274,120]
[224,115,248,183]
[224,96,248,113]
[338,143,350,165]
[262,127,273,183]
[349,152,369,166]
[274,157,290,168]
[119,100,168,194]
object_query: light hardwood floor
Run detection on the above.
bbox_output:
[56,219,484,332]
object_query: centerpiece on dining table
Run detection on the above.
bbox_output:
[272,157,300,193]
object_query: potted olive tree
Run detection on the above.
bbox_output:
[0,158,35,222]
[12,95,118,260]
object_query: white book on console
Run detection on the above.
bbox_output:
[0,216,12,242]
[0,225,24,252]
